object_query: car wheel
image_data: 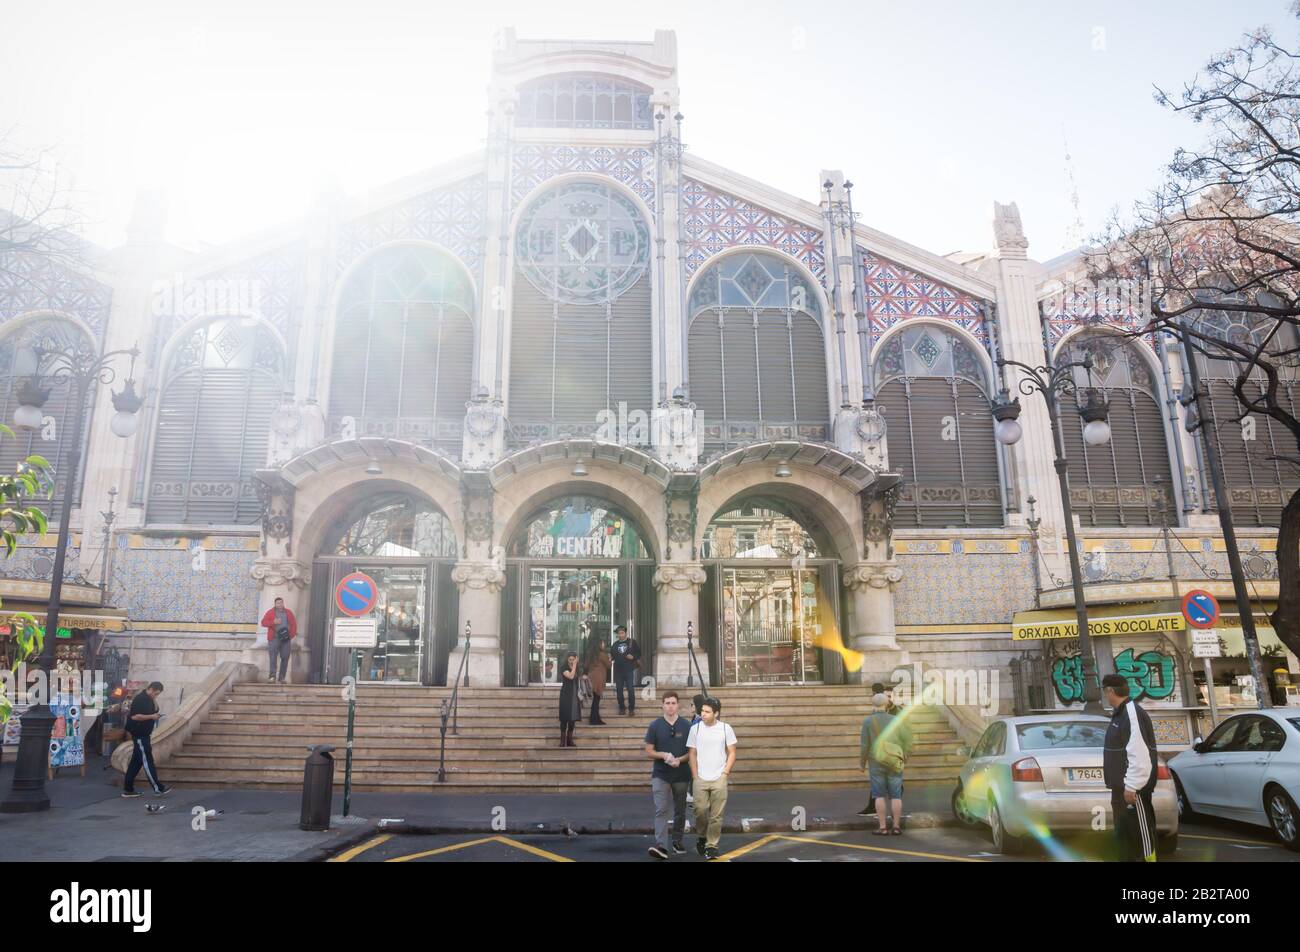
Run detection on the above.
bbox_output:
[1264,785,1300,852]
[1157,830,1178,859]
[1173,773,1196,822]
[989,798,1022,855]
[951,784,981,829]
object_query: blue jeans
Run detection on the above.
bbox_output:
[869,765,904,800]
[614,666,638,713]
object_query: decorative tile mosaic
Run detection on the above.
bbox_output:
[109,546,259,624]
[0,543,86,585]
[512,145,654,214]
[860,251,985,346]
[894,551,1036,626]
[338,174,487,281]
[0,251,112,342]
[681,179,825,285]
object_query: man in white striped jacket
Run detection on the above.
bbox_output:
[1102,673,1158,862]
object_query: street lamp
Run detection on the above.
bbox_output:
[1,338,142,814]
[991,352,1110,716]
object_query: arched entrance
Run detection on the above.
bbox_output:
[307,492,460,685]
[700,499,842,685]
[501,494,657,686]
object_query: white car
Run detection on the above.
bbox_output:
[1167,709,1300,850]
[951,715,1179,855]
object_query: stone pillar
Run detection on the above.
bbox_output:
[845,484,909,682]
[248,557,311,681]
[653,562,706,687]
[449,561,506,686]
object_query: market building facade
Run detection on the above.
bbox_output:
[1,30,1297,754]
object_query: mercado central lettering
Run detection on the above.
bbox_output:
[1,29,1291,713]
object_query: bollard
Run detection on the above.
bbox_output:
[300,744,336,831]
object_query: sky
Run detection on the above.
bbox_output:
[2,0,1295,261]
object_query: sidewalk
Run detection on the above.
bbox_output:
[0,752,956,862]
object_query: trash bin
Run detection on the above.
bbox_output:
[300,744,336,831]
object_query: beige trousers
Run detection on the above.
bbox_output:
[693,777,729,849]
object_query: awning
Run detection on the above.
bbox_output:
[1012,601,1187,642]
[0,602,130,632]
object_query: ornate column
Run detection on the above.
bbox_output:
[250,475,311,679]
[447,475,503,685]
[653,562,707,687]
[844,481,909,682]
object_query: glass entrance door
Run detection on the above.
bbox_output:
[720,567,825,684]
[325,564,429,684]
[527,568,618,685]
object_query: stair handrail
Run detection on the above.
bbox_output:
[437,622,471,783]
[685,621,709,693]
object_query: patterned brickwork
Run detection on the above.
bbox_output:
[0,252,112,342]
[512,144,655,214]
[109,542,260,624]
[861,251,986,347]
[681,179,825,285]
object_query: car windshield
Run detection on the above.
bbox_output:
[1016,722,1107,750]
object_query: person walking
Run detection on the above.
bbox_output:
[687,697,736,860]
[259,596,297,684]
[860,692,911,835]
[610,624,641,717]
[586,639,611,725]
[1102,673,1159,862]
[121,682,170,798]
[558,652,582,747]
[644,691,692,860]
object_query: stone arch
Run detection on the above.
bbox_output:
[872,316,996,392]
[695,466,863,565]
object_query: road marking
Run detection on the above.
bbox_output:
[718,832,987,863]
[1181,833,1278,848]
[328,834,391,863]
[385,835,574,863]
[716,834,781,861]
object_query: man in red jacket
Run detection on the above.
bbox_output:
[260,596,297,684]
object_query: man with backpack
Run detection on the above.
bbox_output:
[860,692,911,835]
[260,596,297,684]
[686,696,736,860]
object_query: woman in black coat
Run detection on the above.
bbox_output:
[558,652,582,747]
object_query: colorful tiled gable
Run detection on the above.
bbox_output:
[681,179,825,285]
[1040,280,1150,350]
[861,250,985,346]
[0,251,112,342]
[338,174,487,280]
[512,144,655,213]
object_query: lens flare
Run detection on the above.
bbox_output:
[809,596,864,672]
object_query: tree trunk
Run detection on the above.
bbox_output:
[1271,486,1300,660]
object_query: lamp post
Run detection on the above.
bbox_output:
[991,353,1111,716]
[1,338,142,813]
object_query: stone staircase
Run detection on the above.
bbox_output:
[161,683,967,793]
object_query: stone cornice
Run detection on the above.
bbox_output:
[249,558,311,589]
[843,561,904,591]
[452,561,508,594]
[652,563,708,594]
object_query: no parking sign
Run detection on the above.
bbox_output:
[1182,590,1220,629]
[335,572,378,617]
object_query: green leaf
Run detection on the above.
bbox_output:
[24,454,50,470]
[0,423,12,439]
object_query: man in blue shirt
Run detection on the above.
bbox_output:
[644,691,691,859]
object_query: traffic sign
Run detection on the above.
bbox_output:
[333,617,378,648]
[335,572,378,617]
[1193,641,1222,659]
[1182,590,1220,629]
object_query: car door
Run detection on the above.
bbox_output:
[962,723,998,804]
[979,722,1009,820]
[1221,716,1288,825]
[1178,716,1244,817]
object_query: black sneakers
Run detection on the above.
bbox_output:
[704,847,721,861]
[153,785,172,797]
[647,846,668,860]
[121,790,141,798]
[671,842,687,855]
[695,837,707,856]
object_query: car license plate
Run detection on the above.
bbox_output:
[1066,768,1104,784]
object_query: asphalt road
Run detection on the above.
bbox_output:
[330,817,1300,863]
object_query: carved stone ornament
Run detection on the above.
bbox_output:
[993,201,1029,253]
[451,561,508,594]
[861,482,902,558]
[250,559,311,589]
[652,563,708,594]
[842,562,903,592]
[254,474,295,556]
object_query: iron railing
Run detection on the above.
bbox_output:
[436,622,471,783]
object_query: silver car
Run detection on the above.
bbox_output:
[951,714,1179,855]
[1167,709,1300,851]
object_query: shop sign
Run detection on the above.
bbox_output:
[1014,612,1185,642]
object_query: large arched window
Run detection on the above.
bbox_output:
[1054,331,1175,527]
[147,318,284,524]
[509,181,652,439]
[328,245,475,449]
[324,492,458,558]
[874,324,1002,527]
[688,252,830,450]
[515,73,653,130]
[1193,301,1300,527]
[0,318,95,519]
